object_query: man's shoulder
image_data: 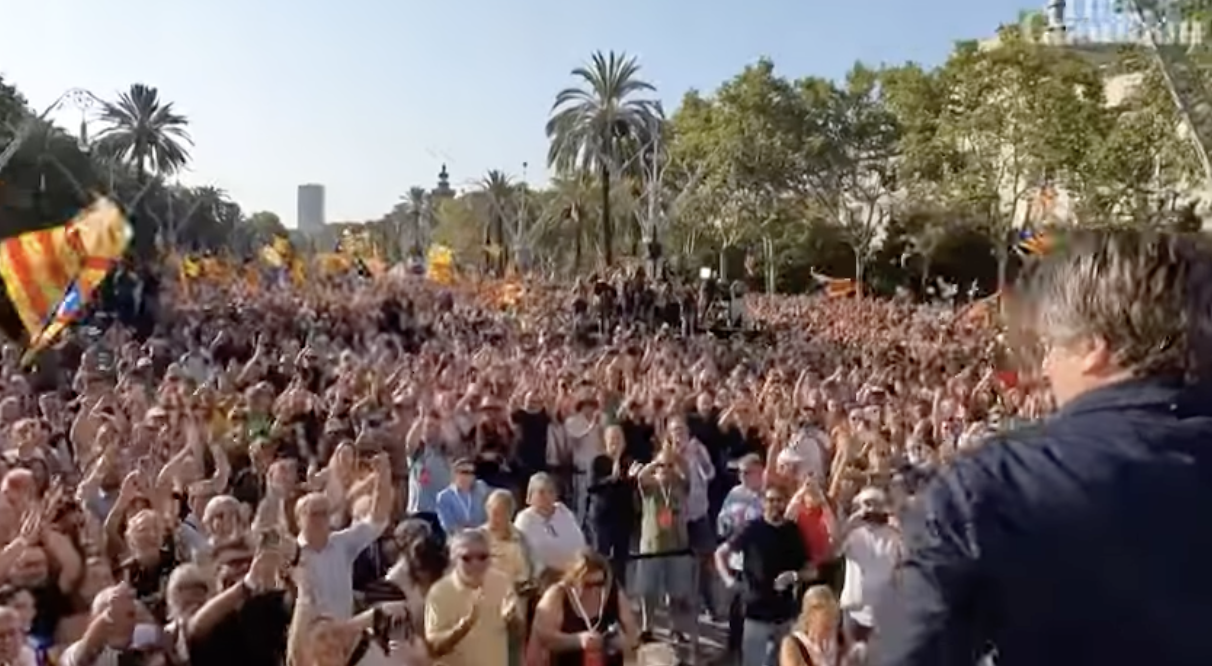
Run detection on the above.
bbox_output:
[58,641,84,666]
[736,517,774,541]
[426,574,459,603]
[59,642,116,666]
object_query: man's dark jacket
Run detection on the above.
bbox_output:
[874,377,1212,666]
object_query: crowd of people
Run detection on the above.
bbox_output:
[0,261,1045,666]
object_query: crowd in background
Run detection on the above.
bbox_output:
[0,264,1044,666]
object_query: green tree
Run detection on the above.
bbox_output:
[94,83,192,256]
[0,77,99,232]
[547,50,661,268]
[477,170,515,274]
[929,28,1103,284]
[798,63,900,293]
[238,210,286,255]
[432,195,487,263]
[404,186,429,258]
[668,59,806,279]
[533,173,597,274]
[1075,60,1201,221]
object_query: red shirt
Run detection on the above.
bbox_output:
[794,503,835,565]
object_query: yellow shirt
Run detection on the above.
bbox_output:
[483,528,532,584]
[425,568,514,666]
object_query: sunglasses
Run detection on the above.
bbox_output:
[456,468,475,476]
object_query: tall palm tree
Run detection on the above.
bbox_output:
[94,83,192,256]
[546,51,660,268]
[478,170,515,275]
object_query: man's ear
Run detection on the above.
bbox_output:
[1079,336,1114,376]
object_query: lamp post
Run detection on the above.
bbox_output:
[516,161,529,271]
[0,87,102,175]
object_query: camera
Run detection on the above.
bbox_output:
[601,623,623,656]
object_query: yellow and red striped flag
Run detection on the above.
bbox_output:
[0,198,130,350]
[825,278,857,298]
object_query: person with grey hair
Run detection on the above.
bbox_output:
[874,228,1212,666]
[59,583,138,666]
[514,473,585,579]
[424,529,521,666]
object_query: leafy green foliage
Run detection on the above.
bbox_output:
[546,51,662,267]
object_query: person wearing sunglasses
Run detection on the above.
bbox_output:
[716,486,814,666]
[533,549,638,666]
[424,530,520,666]
[435,459,489,535]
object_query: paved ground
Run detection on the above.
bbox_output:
[645,607,731,666]
[621,559,733,665]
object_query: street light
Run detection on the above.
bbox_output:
[0,87,103,174]
[516,161,531,271]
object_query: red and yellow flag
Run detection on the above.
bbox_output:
[0,198,130,340]
[824,278,857,298]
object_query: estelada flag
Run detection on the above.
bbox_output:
[0,197,130,347]
[1015,229,1054,256]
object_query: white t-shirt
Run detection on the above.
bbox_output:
[840,523,903,627]
[60,643,120,666]
[297,519,385,619]
[514,504,585,574]
[785,427,828,481]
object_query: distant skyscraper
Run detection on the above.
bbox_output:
[297,184,326,233]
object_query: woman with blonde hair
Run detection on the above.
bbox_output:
[532,549,638,666]
[778,586,859,666]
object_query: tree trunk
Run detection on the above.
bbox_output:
[997,224,1012,291]
[132,155,153,262]
[483,221,492,276]
[413,212,423,257]
[600,163,613,268]
[854,250,865,298]
[573,215,583,275]
[496,212,508,275]
[920,255,933,296]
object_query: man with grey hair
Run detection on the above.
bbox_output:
[424,529,520,666]
[874,229,1212,666]
[60,583,138,666]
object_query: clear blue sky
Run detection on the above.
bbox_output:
[1,0,1042,226]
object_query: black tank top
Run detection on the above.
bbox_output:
[553,583,624,666]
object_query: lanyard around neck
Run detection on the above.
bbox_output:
[457,490,475,521]
[567,583,607,633]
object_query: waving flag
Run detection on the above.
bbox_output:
[1015,229,1054,256]
[25,270,106,356]
[0,198,129,347]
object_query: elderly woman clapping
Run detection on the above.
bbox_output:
[513,473,585,581]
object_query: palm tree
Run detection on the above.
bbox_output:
[94,83,192,256]
[540,173,597,274]
[546,51,661,268]
[478,170,515,275]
